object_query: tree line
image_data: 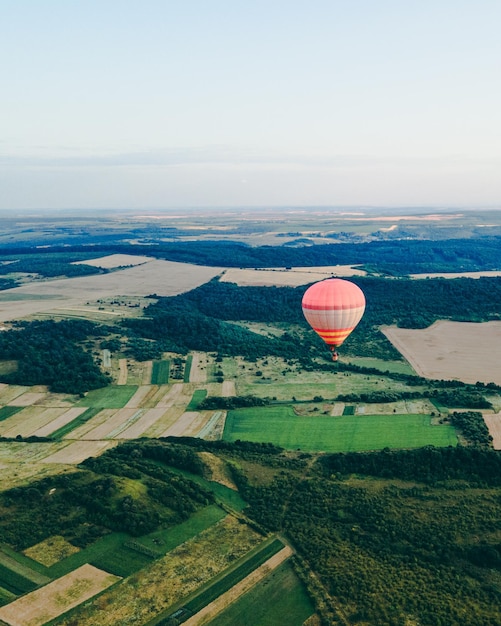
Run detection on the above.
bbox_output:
[7,236,500,275]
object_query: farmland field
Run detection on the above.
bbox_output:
[344,356,416,375]
[50,407,102,439]
[135,505,227,555]
[0,259,224,323]
[56,516,263,626]
[0,406,22,422]
[208,560,314,626]
[90,543,154,578]
[0,564,120,626]
[224,406,457,452]
[180,542,292,625]
[77,385,138,408]
[23,536,80,568]
[0,563,37,595]
[383,320,501,385]
[151,360,170,384]
[220,264,365,287]
[186,389,208,410]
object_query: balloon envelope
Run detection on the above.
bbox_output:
[302,278,365,348]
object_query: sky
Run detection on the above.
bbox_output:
[1,0,501,210]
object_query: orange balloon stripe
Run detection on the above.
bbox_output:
[313,328,355,336]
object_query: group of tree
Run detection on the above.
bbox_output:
[0,252,103,278]
[0,319,110,393]
[0,441,214,550]
[224,442,501,625]
[449,411,493,446]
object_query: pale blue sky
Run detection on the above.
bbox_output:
[1,0,500,209]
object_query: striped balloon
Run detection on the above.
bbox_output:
[302,278,366,351]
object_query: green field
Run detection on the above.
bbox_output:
[0,361,17,376]
[224,406,458,452]
[47,533,129,578]
[90,543,154,577]
[165,467,247,511]
[135,505,227,554]
[184,354,193,382]
[0,563,37,595]
[344,356,416,375]
[76,385,138,408]
[0,406,23,423]
[237,372,425,402]
[208,561,314,626]
[0,586,15,607]
[0,548,50,583]
[151,360,170,384]
[186,389,208,411]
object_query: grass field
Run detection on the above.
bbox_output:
[208,560,314,626]
[151,360,170,384]
[224,406,457,452]
[90,543,154,577]
[184,354,193,382]
[186,389,208,411]
[0,586,15,607]
[135,505,227,555]
[344,356,416,375]
[0,361,17,375]
[77,385,138,408]
[166,468,247,511]
[47,533,129,578]
[0,563,37,595]
[237,371,425,402]
[0,406,23,422]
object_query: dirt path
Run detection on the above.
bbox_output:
[117,359,128,385]
[484,412,501,449]
[183,546,293,626]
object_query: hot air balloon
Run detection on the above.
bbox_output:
[302,278,365,361]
